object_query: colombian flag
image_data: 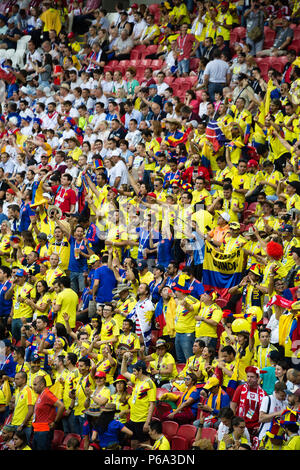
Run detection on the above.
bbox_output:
[94,159,103,169]
[202,241,245,298]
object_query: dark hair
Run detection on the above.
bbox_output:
[219,407,234,420]
[149,420,162,434]
[67,352,77,365]
[229,416,245,433]
[221,345,236,357]
[78,356,91,367]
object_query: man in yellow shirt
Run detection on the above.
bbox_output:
[121,355,156,449]
[195,291,223,349]
[48,226,71,272]
[11,371,36,443]
[40,1,62,35]
[5,269,34,343]
[169,0,190,26]
[226,150,251,207]
[52,276,79,329]
[216,1,233,42]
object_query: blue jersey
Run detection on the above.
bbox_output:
[0,281,12,317]
[94,265,117,303]
[68,236,89,272]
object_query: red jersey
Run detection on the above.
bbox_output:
[52,185,77,213]
[32,388,58,432]
[232,384,267,430]
[176,33,195,60]
[182,166,211,185]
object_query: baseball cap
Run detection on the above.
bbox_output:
[95,371,106,379]
[147,192,157,199]
[15,269,27,277]
[278,224,293,233]
[137,260,147,270]
[219,211,230,223]
[203,377,220,389]
[68,32,75,39]
[6,188,15,195]
[247,159,258,168]
[87,254,100,265]
[149,84,157,89]
[245,365,260,376]
[154,265,165,273]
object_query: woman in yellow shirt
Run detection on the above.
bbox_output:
[218,416,249,450]
[111,375,130,424]
[26,280,52,320]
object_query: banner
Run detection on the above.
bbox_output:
[202,242,244,296]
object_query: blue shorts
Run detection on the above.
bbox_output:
[178,58,190,74]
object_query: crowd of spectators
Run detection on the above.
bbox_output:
[0,0,300,452]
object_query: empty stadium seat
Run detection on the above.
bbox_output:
[171,436,189,450]
[234,26,246,40]
[162,421,179,440]
[177,425,197,447]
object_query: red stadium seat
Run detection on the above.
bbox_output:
[151,59,163,69]
[145,45,159,55]
[139,58,152,67]
[128,59,139,68]
[200,427,217,445]
[288,40,300,53]
[293,29,300,40]
[234,26,246,40]
[177,425,197,446]
[190,57,200,71]
[119,60,130,70]
[51,430,65,450]
[130,48,141,60]
[162,421,179,440]
[171,436,189,450]
[164,76,175,85]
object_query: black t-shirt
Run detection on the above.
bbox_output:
[4,27,22,50]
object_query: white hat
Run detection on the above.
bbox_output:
[219,211,230,223]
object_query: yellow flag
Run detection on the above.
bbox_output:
[264,79,276,115]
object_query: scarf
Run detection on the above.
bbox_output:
[238,384,265,418]
[207,386,222,411]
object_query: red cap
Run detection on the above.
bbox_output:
[147,192,157,198]
[6,188,15,195]
[131,3,138,8]
[109,187,118,195]
[37,133,46,141]
[247,159,258,168]
[68,32,75,39]
[245,366,260,376]
[95,371,106,378]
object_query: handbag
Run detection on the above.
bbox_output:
[248,25,263,42]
